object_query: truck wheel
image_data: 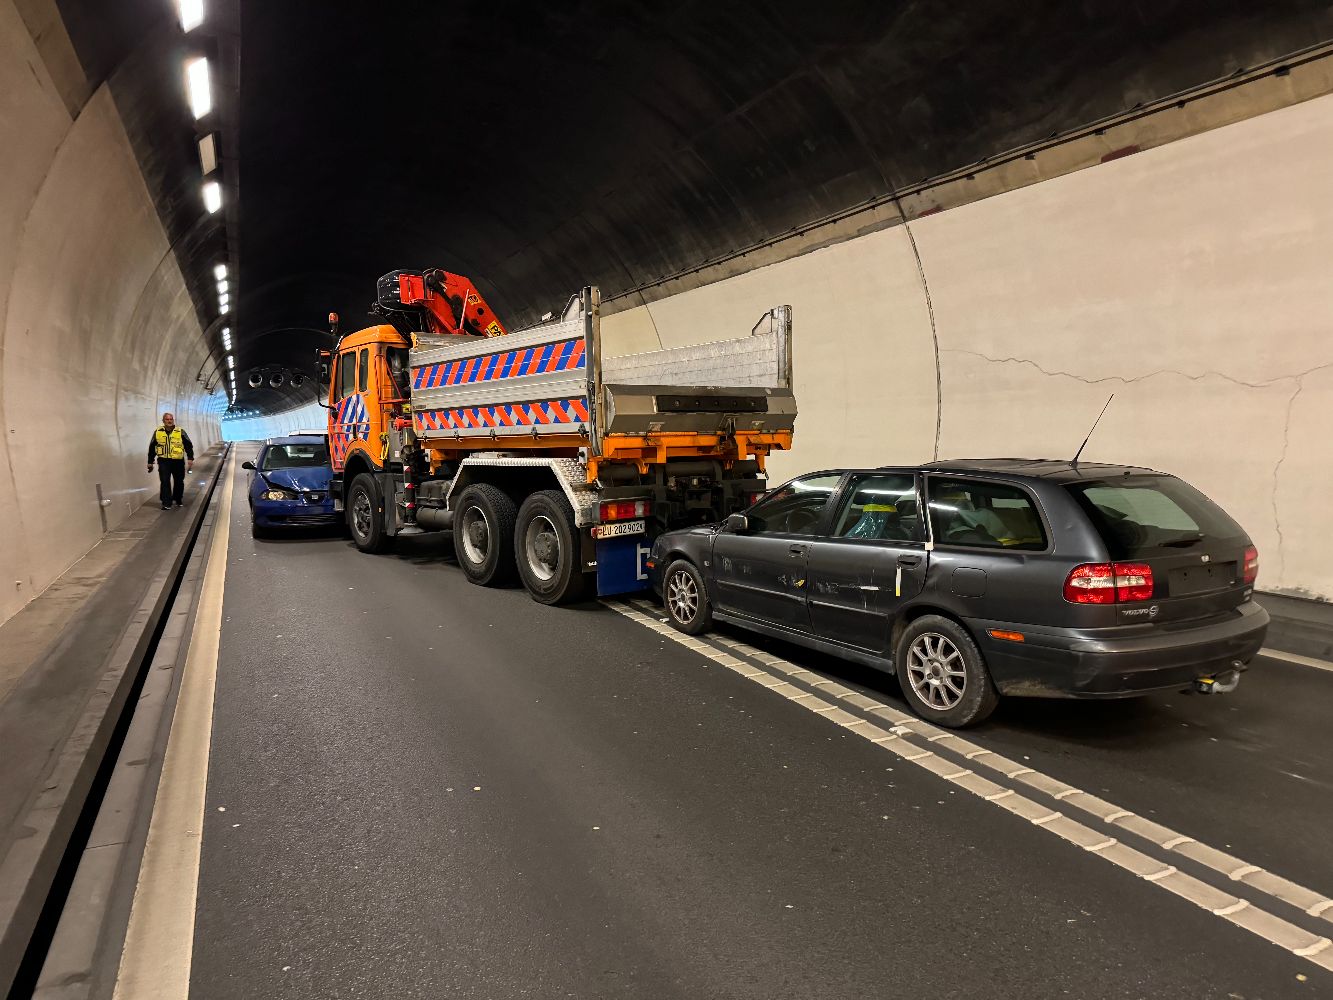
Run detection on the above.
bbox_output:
[663,559,711,635]
[515,490,589,604]
[347,473,392,553]
[895,615,998,728]
[453,484,517,586]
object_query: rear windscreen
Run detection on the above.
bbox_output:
[1066,476,1246,559]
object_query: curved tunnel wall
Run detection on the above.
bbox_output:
[601,94,1333,601]
[0,2,221,626]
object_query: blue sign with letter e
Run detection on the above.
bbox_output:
[596,536,652,597]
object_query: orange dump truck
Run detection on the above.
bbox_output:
[324,268,796,603]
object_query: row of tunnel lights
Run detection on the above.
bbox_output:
[177,1,236,405]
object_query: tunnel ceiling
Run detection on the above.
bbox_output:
[48,1,1333,414]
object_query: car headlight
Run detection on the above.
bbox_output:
[261,489,298,501]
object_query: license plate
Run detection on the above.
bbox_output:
[592,519,646,539]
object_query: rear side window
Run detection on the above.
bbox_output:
[927,478,1047,550]
[1066,476,1246,559]
[831,473,923,542]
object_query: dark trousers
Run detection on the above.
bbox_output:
[158,459,185,506]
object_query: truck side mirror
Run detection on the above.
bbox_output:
[723,513,748,533]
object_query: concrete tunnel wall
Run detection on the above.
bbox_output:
[0,1,221,627]
[600,94,1333,603]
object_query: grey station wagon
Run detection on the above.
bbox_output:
[647,460,1270,727]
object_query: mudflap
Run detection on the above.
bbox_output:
[596,535,653,597]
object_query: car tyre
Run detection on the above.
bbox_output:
[347,473,392,554]
[453,483,517,586]
[515,490,590,604]
[250,519,268,540]
[663,559,711,636]
[895,615,998,728]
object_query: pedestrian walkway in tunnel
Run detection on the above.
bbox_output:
[19,452,1328,999]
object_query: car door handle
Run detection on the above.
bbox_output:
[789,544,807,555]
[897,555,921,567]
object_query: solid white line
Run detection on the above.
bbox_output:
[114,454,234,1000]
[1260,647,1333,674]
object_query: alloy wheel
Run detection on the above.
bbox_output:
[906,632,967,710]
[666,569,699,625]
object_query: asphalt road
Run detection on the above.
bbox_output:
[188,458,1333,999]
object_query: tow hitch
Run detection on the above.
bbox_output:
[1193,665,1243,695]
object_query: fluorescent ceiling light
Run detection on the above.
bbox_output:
[186,57,212,119]
[214,263,227,281]
[220,301,230,314]
[178,0,205,32]
[202,180,221,213]
[218,294,230,308]
[217,279,229,294]
[198,133,217,174]
[226,355,234,369]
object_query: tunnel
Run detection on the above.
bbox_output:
[2,1,1333,996]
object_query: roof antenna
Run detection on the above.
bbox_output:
[1072,394,1115,468]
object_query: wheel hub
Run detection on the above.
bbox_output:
[467,520,487,547]
[534,531,557,564]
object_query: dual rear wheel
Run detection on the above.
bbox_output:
[452,485,589,605]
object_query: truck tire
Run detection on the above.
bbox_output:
[453,483,517,586]
[895,615,999,728]
[515,490,589,605]
[347,473,392,554]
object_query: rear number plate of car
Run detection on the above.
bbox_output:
[592,519,646,539]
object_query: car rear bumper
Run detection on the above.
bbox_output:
[968,601,1270,698]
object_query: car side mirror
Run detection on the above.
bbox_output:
[241,461,255,470]
[723,513,748,533]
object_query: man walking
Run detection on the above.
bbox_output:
[147,412,194,510]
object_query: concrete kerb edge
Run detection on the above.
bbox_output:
[33,460,228,999]
[0,445,230,995]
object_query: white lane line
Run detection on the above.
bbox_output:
[637,604,1333,929]
[609,600,1333,972]
[1260,647,1333,673]
[114,454,234,1000]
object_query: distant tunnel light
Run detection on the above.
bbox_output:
[214,263,227,281]
[198,134,217,174]
[202,180,222,213]
[178,0,205,32]
[186,57,212,119]
[226,355,234,369]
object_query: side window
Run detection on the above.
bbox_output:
[745,474,842,536]
[358,347,369,393]
[830,473,922,542]
[928,478,1047,550]
[338,351,356,400]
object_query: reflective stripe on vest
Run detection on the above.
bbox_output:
[155,428,185,460]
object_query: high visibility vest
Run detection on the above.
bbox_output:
[154,427,186,460]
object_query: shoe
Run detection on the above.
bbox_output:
[174,502,183,508]
[162,503,172,510]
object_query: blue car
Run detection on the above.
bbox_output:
[242,435,339,538]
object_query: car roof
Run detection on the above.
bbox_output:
[914,458,1166,483]
[264,434,327,446]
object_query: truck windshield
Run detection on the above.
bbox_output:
[262,443,329,470]
[1065,475,1246,559]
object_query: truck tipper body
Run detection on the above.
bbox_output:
[325,268,796,603]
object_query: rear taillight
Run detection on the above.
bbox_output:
[1243,545,1259,584]
[600,499,651,521]
[1063,562,1154,604]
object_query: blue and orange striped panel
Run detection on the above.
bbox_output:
[413,397,590,434]
[412,338,586,391]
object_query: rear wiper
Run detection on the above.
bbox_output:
[1160,536,1205,548]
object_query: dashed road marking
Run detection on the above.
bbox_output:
[610,599,1333,973]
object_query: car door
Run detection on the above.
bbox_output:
[711,472,843,631]
[805,471,929,655]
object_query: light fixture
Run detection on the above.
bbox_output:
[226,355,234,368]
[269,372,286,389]
[214,263,227,281]
[186,57,212,119]
[220,301,230,314]
[248,372,264,388]
[178,0,205,32]
[218,295,230,309]
[217,279,229,294]
[198,134,217,174]
[202,180,221,213]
